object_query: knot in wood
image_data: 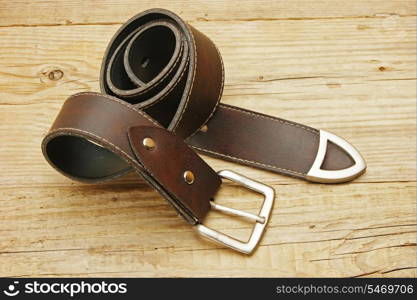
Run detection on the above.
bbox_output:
[48,69,64,81]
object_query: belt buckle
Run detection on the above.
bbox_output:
[195,170,275,255]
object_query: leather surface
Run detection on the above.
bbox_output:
[128,126,220,220]
[42,8,364,225]
[42,93,219,224]
[99,8,355,180]
[188,104,353,178]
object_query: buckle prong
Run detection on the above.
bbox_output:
[210,202,266,224]
[195,170,275,255]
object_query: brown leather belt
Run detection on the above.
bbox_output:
[41,8,366,254]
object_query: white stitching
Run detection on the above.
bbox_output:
[186,41,225,139]
[172,23,197,130]
[191,145,305,176]
[187,103,317,176]
[106,20,183,98]
[142,52,190,110]
[123,25,185,98]
[69,92,161,127]
[220,104,318,135]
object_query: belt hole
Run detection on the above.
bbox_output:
[141,57,150,68]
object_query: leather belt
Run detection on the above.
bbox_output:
[41,8,366,254]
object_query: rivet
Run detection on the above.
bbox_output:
[200,125,208,133]
[142,137,155,150]
[183,171,195,184]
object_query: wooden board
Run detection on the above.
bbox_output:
[0,0,415,277]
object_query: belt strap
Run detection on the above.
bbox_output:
[41,8,366,254]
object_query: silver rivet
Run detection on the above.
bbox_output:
[183,171,195,184]
[200,125,208,133]
[142,137,155,150]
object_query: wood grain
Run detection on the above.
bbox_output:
[0,0,415,277]
[0,0,415,26]
[0,182,415,277]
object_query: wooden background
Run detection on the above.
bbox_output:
[0,0,415,277]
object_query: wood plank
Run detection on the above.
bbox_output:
[0,182,415,277]
[0,0,415,27]
[0,1,415,278]
[0,17,415,186]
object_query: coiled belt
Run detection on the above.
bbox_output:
[41,8,366,254]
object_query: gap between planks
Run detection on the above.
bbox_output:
[0,14,416,29]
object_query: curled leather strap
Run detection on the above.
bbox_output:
[42,8,365,225]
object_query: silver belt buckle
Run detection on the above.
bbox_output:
[195,170,275,255]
